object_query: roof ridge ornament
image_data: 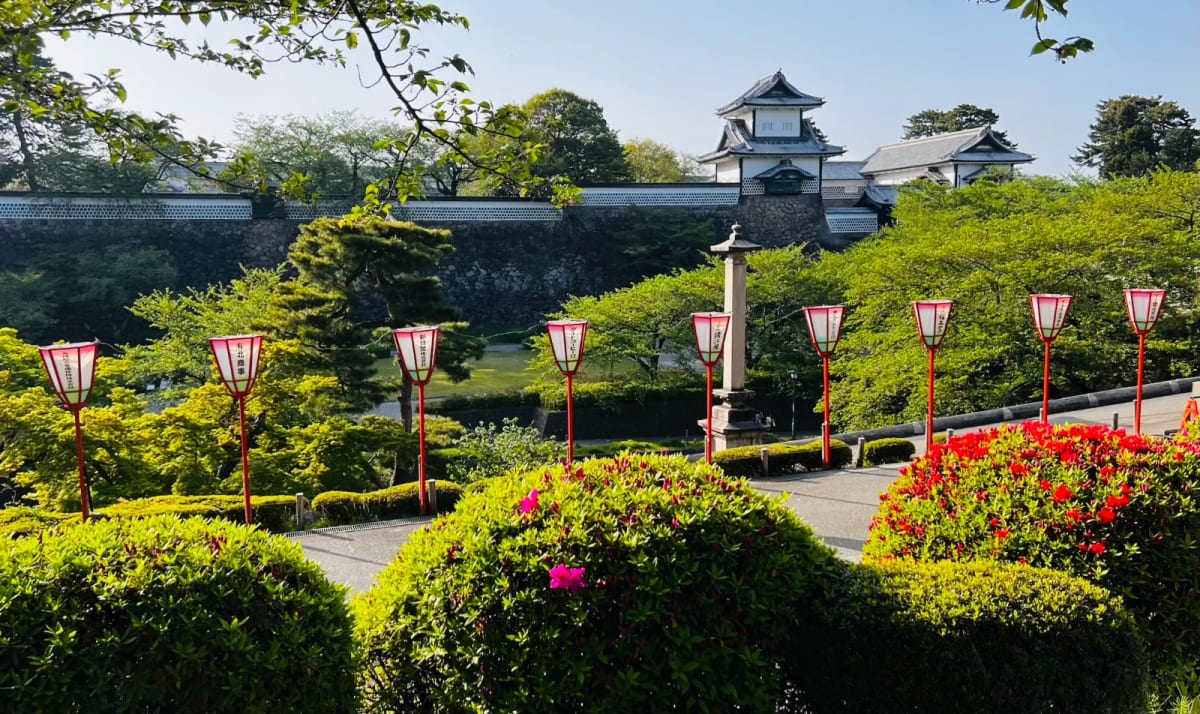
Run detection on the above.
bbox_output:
[711,223,762,253]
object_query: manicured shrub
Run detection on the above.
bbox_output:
[0,515,357,714]
[787,559,1148,713]
[861,436,916,466]
[865,422,1200,696]
[98,494,298,531]
[445,417,566,485]
[355,454,838,712]
[311,480,462,525]
[0,506,74,539]
[713,438,852,477]
[427,389,540,413]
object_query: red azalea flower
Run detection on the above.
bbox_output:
[1066,508,1083,522]
[1089,542,1106,555]
[548,564,587,594]
[1052,484,1073,503]
[1106,494,1130,508]
[1039,479,1052,491]
[1098,507,1116,524]
[989,517,1001,527]
[995,529,1010,539]
[1011,463,1030,476]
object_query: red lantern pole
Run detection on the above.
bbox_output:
[209,335,263,525]
[237,394,252,524]
[39,340,99,521]
[1124,289,1165,435]
[547,320,589,465]
[72,409,90,520]
[392,326,441,516]
[803,305,845,468]
[913,301,954,454]
[691,312,731,464]
[1030,294,1073,426]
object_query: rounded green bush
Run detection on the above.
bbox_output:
[861,436,916,466]
[0,515,358,714]
[714,438,852,477]
[98,494,298,531]
[865,422,1200,696]
[788,559,1148,713]
[355,454,838,712]
[0,506,74,539]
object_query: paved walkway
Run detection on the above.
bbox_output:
[293,391,1197,594]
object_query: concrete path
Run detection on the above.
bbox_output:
[293,391,1197,594]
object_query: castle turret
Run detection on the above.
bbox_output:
[698,71,845,197]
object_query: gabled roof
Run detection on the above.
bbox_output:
[857,184,899,207]
[716,70,825,115]
[698,118,846,163]
[822,160,866,181]
[752,160,817,180]
[860,126,1033,175]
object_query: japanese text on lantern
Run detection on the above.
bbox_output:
[568,329,580,359]
[60,355,75,390]
[417,335,428,367]
[235,344,246,377]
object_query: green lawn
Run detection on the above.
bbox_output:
[375,349,538,399]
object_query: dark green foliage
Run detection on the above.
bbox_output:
[426,389,540,412]
[788,560,1148,713]
[1074,95,1200,177]
[902,104,1015,147]
[609,207,720,278]
[354,454,838,712]
[861,437,917,466]
[311,480,462,525]
[530,377,704,410]
[0,515,358,714]
[713,439,853,478]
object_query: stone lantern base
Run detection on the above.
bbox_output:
[699,389,771,452]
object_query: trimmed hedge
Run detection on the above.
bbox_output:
[861,437,916,466]
[0,506,75,539]
[866,423,1200,697]
[98,494,297,532]
[0,515,358,713]
[427,390,540,413]
[788,559,1148,713]
[311,480,463,525]
[354,454,838,711]
[713,438,853,477]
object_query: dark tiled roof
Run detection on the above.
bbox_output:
[716,70,825,115]
[858,184,899,207]
[698,118,845,162]
[860,127,1033,175]
[752,160,817,180]
[822,160,867,181]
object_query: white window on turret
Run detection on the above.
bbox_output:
[782,121,794,133]
[761,121,773,131]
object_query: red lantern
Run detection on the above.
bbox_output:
[691,312,731,464]
[913,300,954,453]
[547,320,588,463]
[209,335,264,524]
[804,305,846,467]
[392,326,441,515]
[1030,294,1073,424]
[1124,289,1166,434]
[38,341,99,521]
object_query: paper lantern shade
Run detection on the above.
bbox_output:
[547,320,588,376]
[38,341,99,409]
[1124,289,1166,335]
[1030,294,1073,342]
[391,326,441,386]
[803,305,846,357]
[208,335,263,397]
[913,300,954,350]
[691,312,731,367]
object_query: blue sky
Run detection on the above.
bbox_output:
[44,0,1200,177]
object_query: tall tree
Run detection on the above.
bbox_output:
[902,104,1015,146]
[0,1,556,204]
[283,216,485,439]
[622,138,696,183]
[1073,96,1200,178]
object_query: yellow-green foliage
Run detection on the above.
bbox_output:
[0,506,75,539]
[714,439,852,477]
[790,560,1148,713]
[0,516,358,713]
[98,494,297,531]
[311,480,463,525]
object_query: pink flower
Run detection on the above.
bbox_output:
[548,564,587,594]
[519,489,539,514]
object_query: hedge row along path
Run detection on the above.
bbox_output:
[294,391,1195,593]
